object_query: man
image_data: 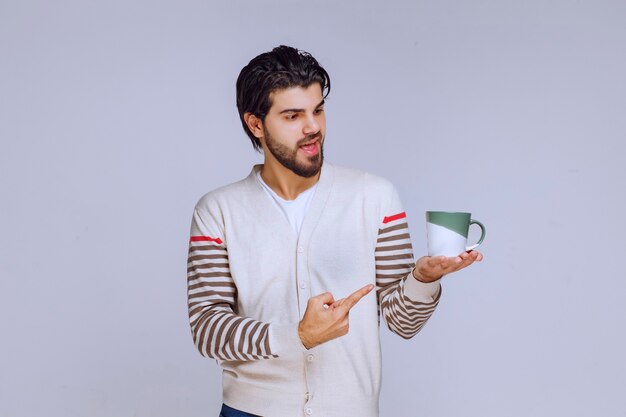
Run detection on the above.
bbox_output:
[187,45,482,417]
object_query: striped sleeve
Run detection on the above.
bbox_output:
[375,189,442,339]
[187,208,277,361]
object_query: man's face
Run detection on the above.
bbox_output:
[261,84,326,178]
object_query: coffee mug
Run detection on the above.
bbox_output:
[426,211,486,257]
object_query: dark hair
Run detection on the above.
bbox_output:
[236,45,331,151]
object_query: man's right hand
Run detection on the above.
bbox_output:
[297,284,374,350]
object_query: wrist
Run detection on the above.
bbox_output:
[297,321,314,350]
[412,267,440,283]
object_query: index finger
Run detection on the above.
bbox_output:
[338,284,374,313]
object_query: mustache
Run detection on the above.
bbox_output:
[297,132,322,147]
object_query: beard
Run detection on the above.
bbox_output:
[264,128,324,178]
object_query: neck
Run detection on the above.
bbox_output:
[260,159,321,200]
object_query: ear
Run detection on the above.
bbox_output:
[244,113,264,140]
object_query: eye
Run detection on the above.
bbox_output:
[285,113,298,120]
[315,108,324,115]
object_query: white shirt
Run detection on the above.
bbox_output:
[256,170,318,235]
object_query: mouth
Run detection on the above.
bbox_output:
[299,138,320,156]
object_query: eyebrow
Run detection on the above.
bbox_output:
[278,99,325,114]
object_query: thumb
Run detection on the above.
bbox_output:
[311,291,335,307]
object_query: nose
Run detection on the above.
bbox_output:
[303,113,320,135]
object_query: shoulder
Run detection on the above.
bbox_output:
[330,164,396,197]
[194,168,258,214]
[328,164,402,226]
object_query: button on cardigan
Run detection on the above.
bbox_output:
[187,163,441,417]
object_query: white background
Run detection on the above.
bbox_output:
[1,1,625,416]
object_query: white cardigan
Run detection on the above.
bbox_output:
[187,163,441,417]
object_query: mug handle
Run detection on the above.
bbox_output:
[465,219,486,251]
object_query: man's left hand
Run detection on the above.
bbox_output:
[412,250,483,283]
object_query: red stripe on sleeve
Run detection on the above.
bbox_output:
[189,236,223,244]
[382,212,407,224]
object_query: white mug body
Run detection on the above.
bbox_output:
[426,222,468,257]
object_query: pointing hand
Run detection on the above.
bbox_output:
[297,284,374,349]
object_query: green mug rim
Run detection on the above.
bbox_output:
[426,211,485,243]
